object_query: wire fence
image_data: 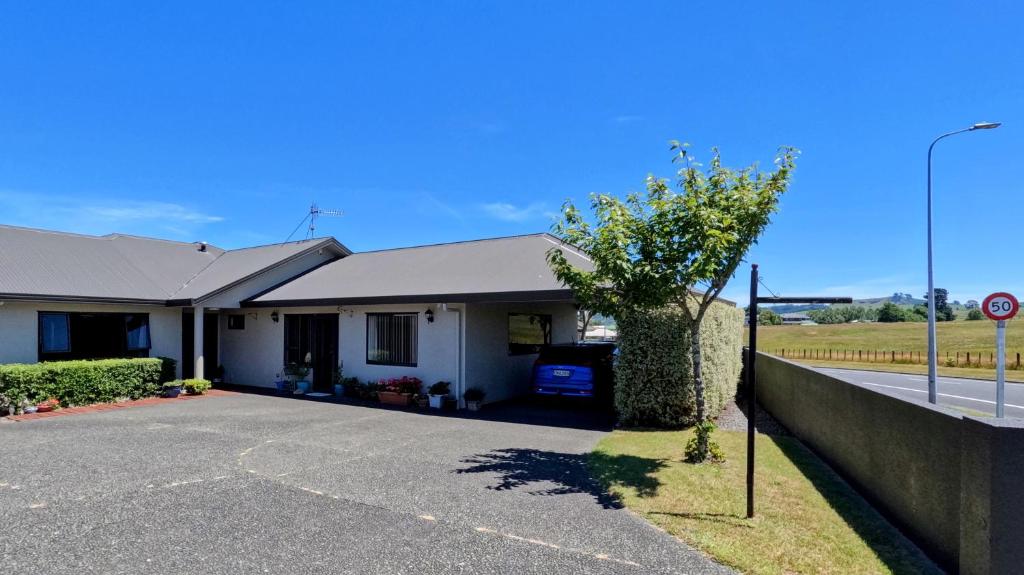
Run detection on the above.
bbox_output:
[772,348,1024,370]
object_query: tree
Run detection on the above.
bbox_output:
[923,288,955,321]
[967,308,984,321]
[548,142,798,461]
[877,302,905,323]
[758,309,783,326]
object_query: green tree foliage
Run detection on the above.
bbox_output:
[758,308,783,326]
[877,302,906,323]
[966,308,984,321]
[548,142,797,461]
[807,305,878,324]
[923,288,956,321]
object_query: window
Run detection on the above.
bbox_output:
[38,312,150,361]
[40,313,70,353]
[125,314,151,350]
[508,313,552,355]
[228,314,246,330]
[366,313,418,366]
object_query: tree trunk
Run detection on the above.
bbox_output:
[690,326,706,423]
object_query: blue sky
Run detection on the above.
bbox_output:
[1,1,1021,305]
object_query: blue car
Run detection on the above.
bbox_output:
[531,343,616,402]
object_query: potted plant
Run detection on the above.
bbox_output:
[211,365,225,385]
[333,364,345,396]
[22,399,38,414]
[183,379,211,395]
[283,363,311,394]
[415,393,429,408]
[464,388,486,411]
[161,381,183,398]
[36,397,60,413]
[377,376,422,406]
[427,381,450,409]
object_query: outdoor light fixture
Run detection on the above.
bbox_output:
[425,308,435,323]
[925,121,1001,404]
[270,310,279,323]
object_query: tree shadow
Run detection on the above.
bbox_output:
[768,435,943,574]
[456,448,666,509]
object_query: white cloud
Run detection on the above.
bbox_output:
[0,190,224,238]
[480,202,558,223]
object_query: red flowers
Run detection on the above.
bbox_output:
[379,376,422,395]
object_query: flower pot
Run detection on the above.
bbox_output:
[428,395,446,409]
[415,396,429,408]
[36,403,56,413]
[162,386,182,398]
[466,400,482,412]
[23,405,38,414]
[334,384,344,396]
[378,391,413,406]
[295,380,311,394]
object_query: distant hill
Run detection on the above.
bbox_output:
[763,294,925,314]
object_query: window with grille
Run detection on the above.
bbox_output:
[366,313,418,366]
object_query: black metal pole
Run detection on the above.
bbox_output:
[746,264,758,519]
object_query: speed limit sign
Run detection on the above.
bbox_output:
[982,292,1019,321]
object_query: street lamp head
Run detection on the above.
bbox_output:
[971,122,1002,130]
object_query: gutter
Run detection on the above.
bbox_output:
[0,293,168,306]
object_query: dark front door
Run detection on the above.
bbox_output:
[284,313,339,393]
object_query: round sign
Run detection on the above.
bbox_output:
[982,292,1019,321]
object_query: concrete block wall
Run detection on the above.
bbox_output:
[755,353,1024,575]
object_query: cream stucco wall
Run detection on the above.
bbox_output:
[0,301,183,375]
[463,302,578,404]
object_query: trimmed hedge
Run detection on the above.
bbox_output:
[0,357,170,411]
[615,300,744,427]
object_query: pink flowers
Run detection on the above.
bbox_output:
[379,376,422,395]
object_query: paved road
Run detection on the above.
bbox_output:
[813,367,1024,418]
[0,394,730,575]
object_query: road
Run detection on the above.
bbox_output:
[813,367,1024,418]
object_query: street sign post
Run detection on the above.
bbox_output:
[982,292,1019,418]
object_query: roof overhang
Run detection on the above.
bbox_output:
[243,289,578,308]
[0,293,168,306]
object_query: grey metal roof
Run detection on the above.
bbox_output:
[247,233,592,306]
[0,224,347,304]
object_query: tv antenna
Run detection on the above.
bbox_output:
[285,202,344,242]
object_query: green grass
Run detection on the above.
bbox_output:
[590,429,939,575]
[750,320,1024,355]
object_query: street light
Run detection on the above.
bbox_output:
[926,122,1001,403]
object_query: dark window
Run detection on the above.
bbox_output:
[228,314,246,330]
[40,313,70,353]
[284,314,312,367]
[38,312,150,361]
[508,313,552,355]
[366,313,418,366]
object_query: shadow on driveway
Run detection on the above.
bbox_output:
[456,448,666,509]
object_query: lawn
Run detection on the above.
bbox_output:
[590,429,939,575]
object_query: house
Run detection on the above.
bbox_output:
[0,225,589,406]
[779,312,813,325]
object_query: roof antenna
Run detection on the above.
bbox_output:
[285,202,344,242]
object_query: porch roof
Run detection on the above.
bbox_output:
[244,233,591,307]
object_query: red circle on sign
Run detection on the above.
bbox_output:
[982,292,1019,321]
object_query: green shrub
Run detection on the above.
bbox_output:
[0,358,164,410]
[615,301,743,428]
[684,421,725,463]
[182,378,211,395]
[157,356,177,383]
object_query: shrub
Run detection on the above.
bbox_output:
[428,381,451,396]
[615,301,744,428]
[463,388,486,402]
[0,358,163,410]
[157,356,177,383]
[967,309,984,321]
[182,378,212,395]
[684,421,725,463]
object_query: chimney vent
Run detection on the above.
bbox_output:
[197,241,208,252]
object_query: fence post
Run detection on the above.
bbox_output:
[891,350,895,362]
[1017,353,1020,369]
[968,352,971,366]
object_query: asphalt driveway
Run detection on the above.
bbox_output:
[0,393,731,574]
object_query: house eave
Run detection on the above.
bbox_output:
[242,289,579,308]
[0,293,169,306]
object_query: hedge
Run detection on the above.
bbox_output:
[614,300,744,428]
[0,357,173,411]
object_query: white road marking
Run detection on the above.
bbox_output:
[857,382,1024,410]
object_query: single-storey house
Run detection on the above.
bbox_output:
[0,224,590,406]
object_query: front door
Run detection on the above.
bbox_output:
[284,313,339,393]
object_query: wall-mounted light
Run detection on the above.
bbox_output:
[425,308,435,323]
[271,310,279,323]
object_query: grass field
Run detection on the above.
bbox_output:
[750,320,1024,354]
[591,429,939,574]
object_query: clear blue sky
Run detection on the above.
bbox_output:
[1,2,1021,305]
